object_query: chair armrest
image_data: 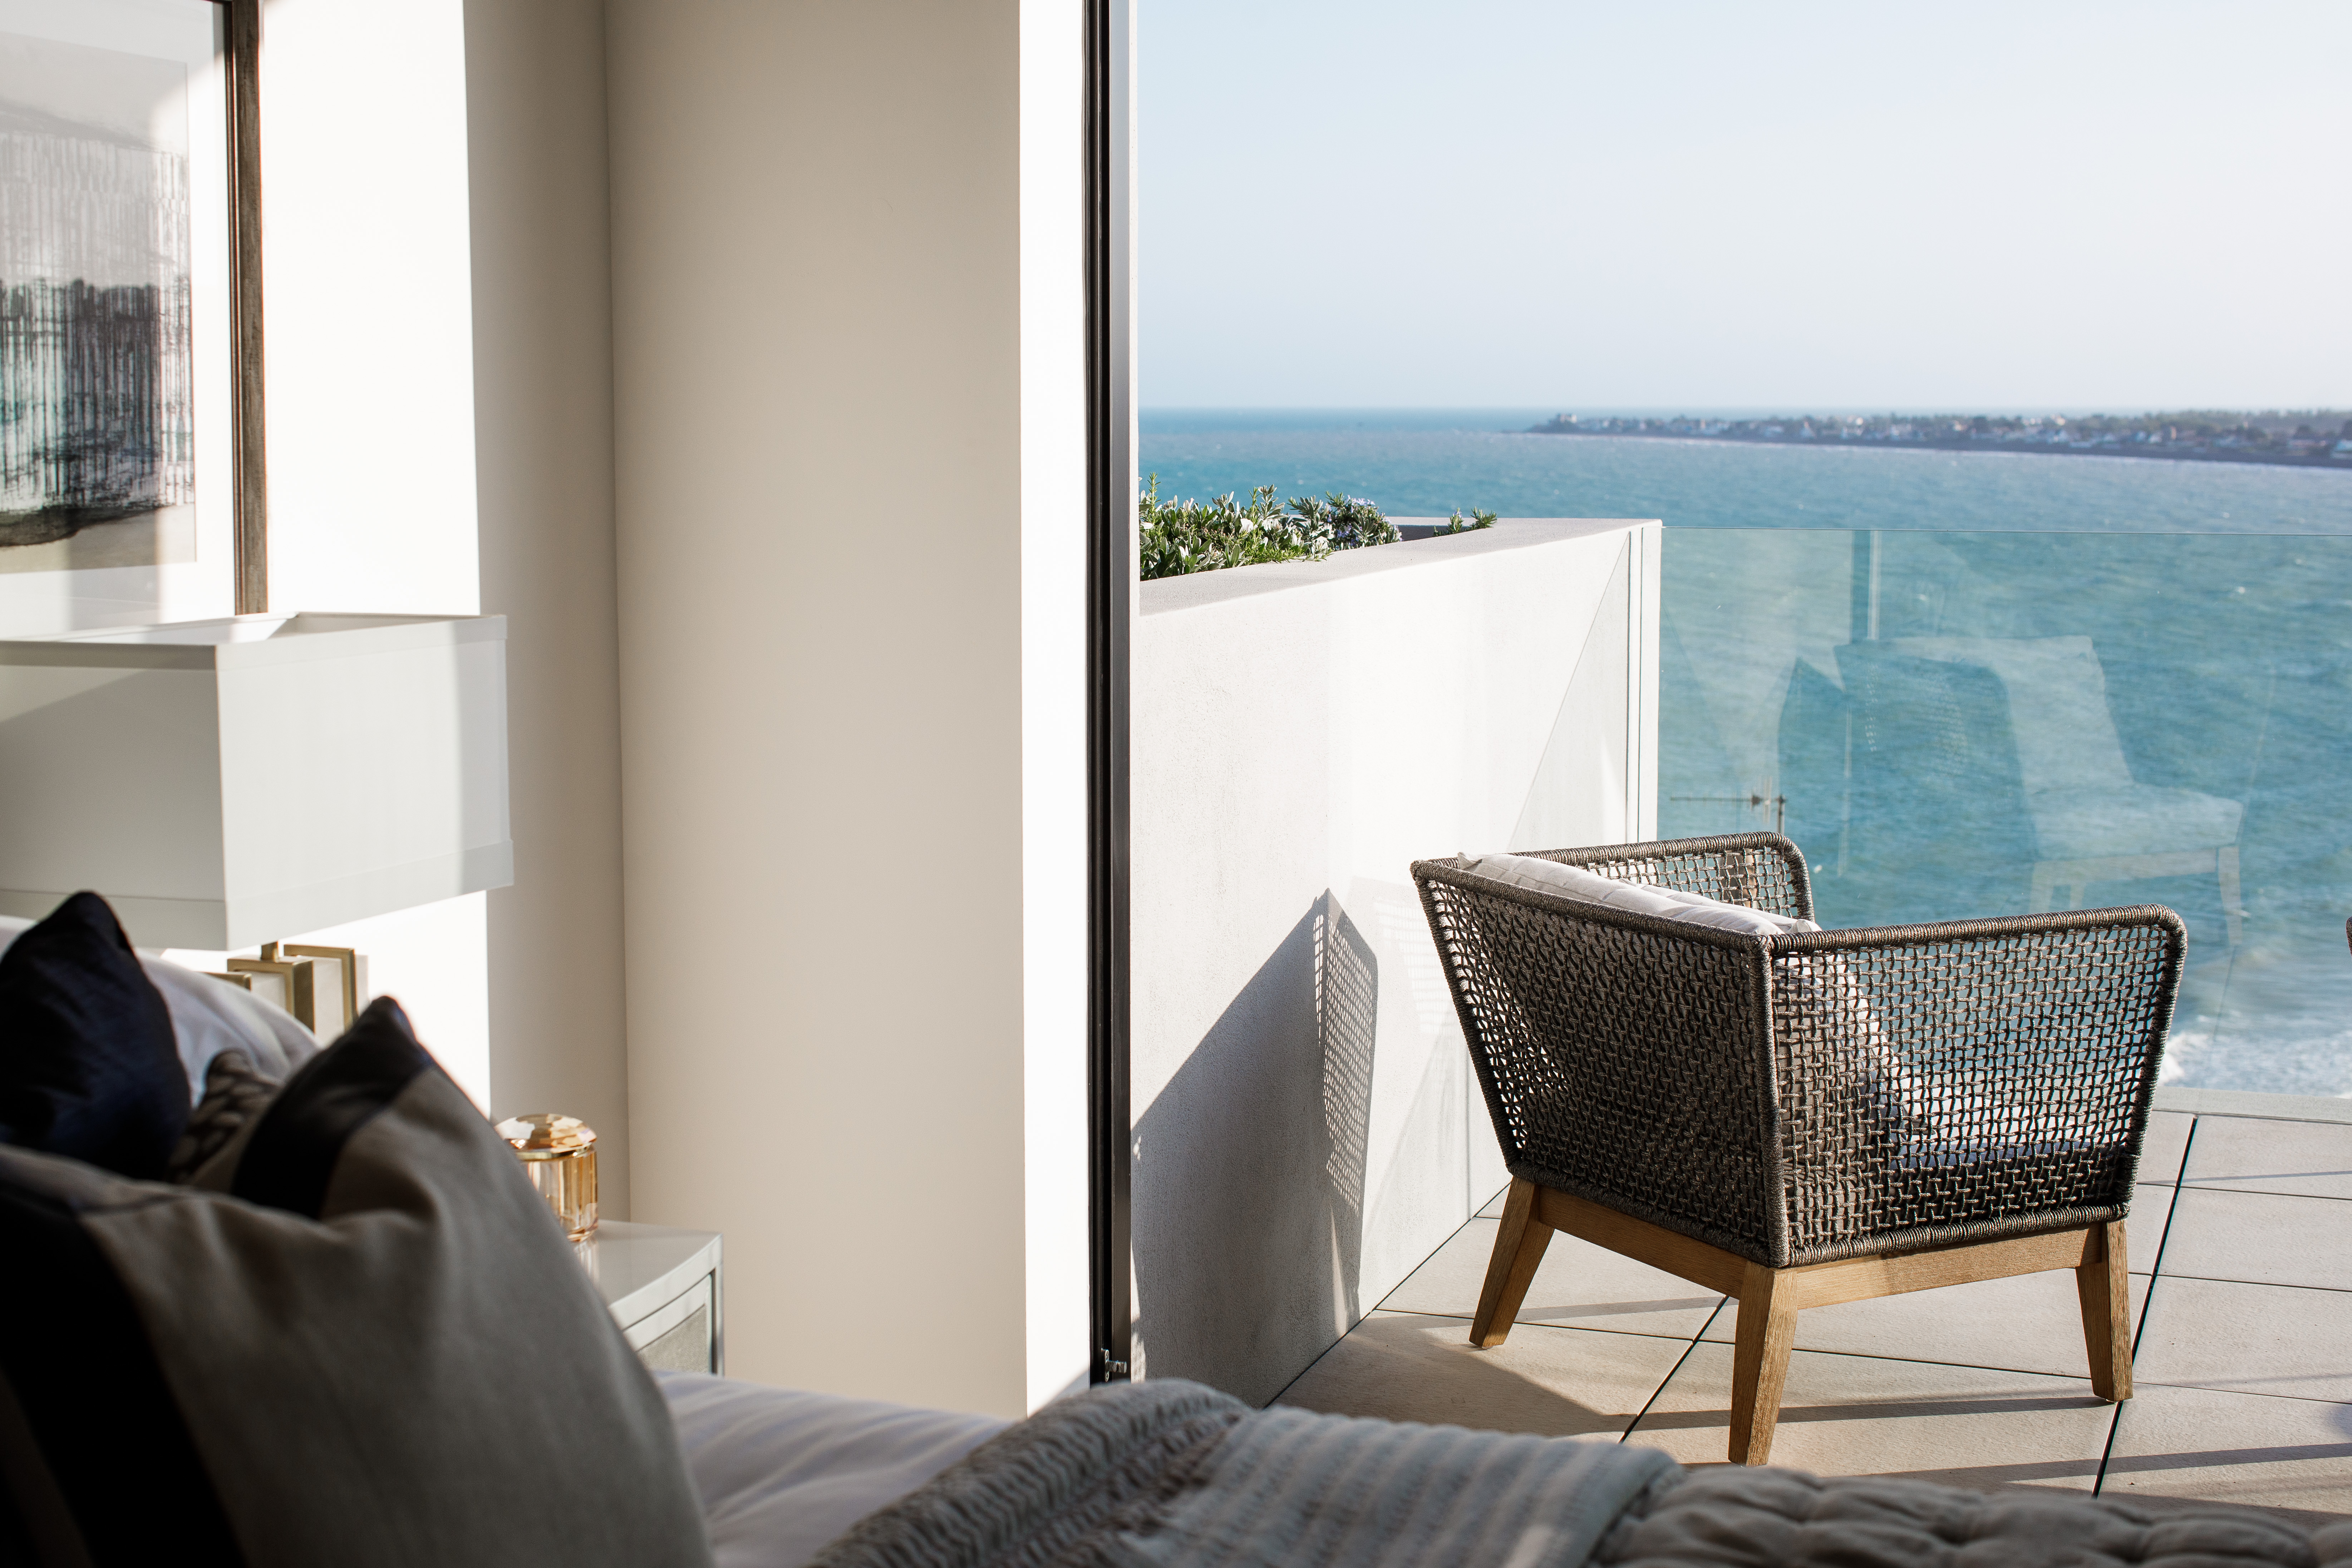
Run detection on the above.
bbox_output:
[1413,859,1788,1264]
[1766,905,2185,1264]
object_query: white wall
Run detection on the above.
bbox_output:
[1131,521,1660,1404]
[606,0,1092,1416]
[211,0,631,1144]
[256,0,491,1104]
[1017,0,1093,1412]
[462,0,633,1208]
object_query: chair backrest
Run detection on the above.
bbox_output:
[1414,836,1802,1265]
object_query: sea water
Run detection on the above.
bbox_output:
[1142,410,2352,1096]
[1140,408,2352,536]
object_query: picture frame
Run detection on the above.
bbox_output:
[0,0,264,634]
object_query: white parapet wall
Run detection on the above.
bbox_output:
[1132,518,1662,1405]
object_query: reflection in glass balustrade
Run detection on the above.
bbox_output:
[1661,527,2352,1096]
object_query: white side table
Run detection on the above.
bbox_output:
[581,1221,724,1375]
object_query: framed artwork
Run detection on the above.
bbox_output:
[0,0,261,634]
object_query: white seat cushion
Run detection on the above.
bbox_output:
[1456,852,1819,937]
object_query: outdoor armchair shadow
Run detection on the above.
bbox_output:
[1411,832,2184,1466]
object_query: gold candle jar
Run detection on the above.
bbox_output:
[496,1113,599,1240]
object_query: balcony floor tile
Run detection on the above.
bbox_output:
[2101,1383,2352,1525]
[1272,1309,1692,1439]
[2182,1116,2352,1202]
[1623,1342,2114,1492]
[2135,1275,2352,1402]
[2156,1188,2352,1290]
[2139,1111,2195,1185]
[1381,1216,1723,1339]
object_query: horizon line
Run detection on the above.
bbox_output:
[1140,403,2352,416]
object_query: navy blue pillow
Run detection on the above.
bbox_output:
[0,892,185,1179]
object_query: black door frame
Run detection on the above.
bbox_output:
[1084,0,1135,1385]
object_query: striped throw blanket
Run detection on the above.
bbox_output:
[811,1380,2346,1568]
[807,1380,1679,1568]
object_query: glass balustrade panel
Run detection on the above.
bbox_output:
[1662,526,2352,1095]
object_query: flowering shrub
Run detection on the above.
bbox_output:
[1288,491,1402,551]
[1137,477,1402,581]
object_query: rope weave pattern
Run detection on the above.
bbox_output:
[1415,834,2183,1268]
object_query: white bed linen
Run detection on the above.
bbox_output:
[0,915,318,1095]
[659,1371,1010,1567]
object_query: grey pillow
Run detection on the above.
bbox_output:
[0,998,713,1568]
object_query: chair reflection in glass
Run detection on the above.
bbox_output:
[1831,635,2243,942]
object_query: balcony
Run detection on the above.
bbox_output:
[1135,520,2352,1523]
[1277,1099,2352,1522]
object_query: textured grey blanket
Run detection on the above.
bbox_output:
[1599,1466,2352,1567]
[808,1380,1679,1568]
[813,1380,2352,1568]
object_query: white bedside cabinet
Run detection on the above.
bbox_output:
[580,1222,724,1375]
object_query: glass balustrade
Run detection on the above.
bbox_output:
[1662,526,2352,1096]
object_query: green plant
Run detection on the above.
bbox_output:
[1137,477,1399,580]
[1438,507,1498,534]
[1138,478,1316,579]
[1286,491,1401,550]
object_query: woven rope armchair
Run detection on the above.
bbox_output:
[1412,832,2184,1465]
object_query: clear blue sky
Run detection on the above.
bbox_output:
[1138,1,2351,412]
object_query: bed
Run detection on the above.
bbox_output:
[1,895,2343,1568]
[658,1370,2347,1568]
[660,1372,1008,1567]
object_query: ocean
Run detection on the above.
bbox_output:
[1142,409,2352,1097]
[1140,408,2352,536]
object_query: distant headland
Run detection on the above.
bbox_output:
[1526,410,2352,469]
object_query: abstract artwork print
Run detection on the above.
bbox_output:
[0,30,195,571]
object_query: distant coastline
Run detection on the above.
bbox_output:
[1526,411,2352,470]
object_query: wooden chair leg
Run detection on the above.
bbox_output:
[1470,1179,1553,1349]
[1728,1263,1797,1466]
[2076,1219,2132,1402]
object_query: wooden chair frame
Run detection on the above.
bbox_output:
[1472,1178,2131,1467]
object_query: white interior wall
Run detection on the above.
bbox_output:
[607,0,1091,1416]
[1018,0,1094,1411]
[208,0,625,1140]
[462,0,633,1207]
[1131,521,1661,1405]
[254,0,491,1104]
